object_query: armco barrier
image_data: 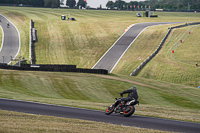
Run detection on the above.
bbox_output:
[32,28,37,42]
[29,20,33,64]
[130,22,200,76]
[130,28,172,76]
[0,64,108,75]
[29,20,36,64]
[170,22,200,29]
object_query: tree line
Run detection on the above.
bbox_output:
[0,0,60,8]
[65,0,87,9]
[106,0,200,11]
[0,0,86,9]
[0,0,199,11]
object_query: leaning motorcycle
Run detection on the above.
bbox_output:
[105,97,139,117]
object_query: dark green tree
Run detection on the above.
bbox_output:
[32,0,44,7]
[178,4,184,9]
[77,0,87,9]
[115,0,123,10]
[44,0,60,8]
[106,1,114,9]
[130,1,138,7]
[44,0,51,7]
[99,4,102,9]
[66,0,76,8]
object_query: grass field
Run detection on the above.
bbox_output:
[114,25,200,86]
[0,69,199,123]
[138,26,200,86]
[1,7,200,68]
[0,110,171,133]
[0,6,200,132]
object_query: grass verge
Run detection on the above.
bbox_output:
[0,110,172,133]
[0,70,199,123]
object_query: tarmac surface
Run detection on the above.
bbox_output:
[92,22,178,73]
[0,98,200,133]
[0,15,20,64]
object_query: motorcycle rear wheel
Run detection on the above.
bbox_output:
[123,106,135,117]
[105,105,115,115]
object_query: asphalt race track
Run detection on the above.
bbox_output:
[92,22,178,73]
[0,15,20,64]
[0,98,200,133]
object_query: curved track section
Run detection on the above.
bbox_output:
[0,98,200,133]
[0,15,20,64]
[92,22,178,73]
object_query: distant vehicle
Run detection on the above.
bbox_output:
[68,17,76,21]
[136,13,141,17]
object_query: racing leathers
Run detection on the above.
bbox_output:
[120,87,138,110]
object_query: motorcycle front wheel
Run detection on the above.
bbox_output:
[123,106,135,117]
[105,105,115,115]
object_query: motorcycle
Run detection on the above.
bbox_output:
[105,97,139,117]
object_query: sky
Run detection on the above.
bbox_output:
[87,0,145,8]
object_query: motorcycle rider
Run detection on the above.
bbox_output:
[120,87,138,111]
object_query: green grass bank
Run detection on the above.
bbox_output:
[114,25,200,86]
[0,110,171,133]
[0,69,199,123]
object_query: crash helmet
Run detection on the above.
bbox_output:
[131,87,137,91]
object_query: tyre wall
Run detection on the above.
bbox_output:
[0,64,108,75]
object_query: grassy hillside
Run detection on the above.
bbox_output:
[138,26,200,86]
[0,6,200,126]
[0,69,199,123]
[0,7,200,68]
[114,25,200,86]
